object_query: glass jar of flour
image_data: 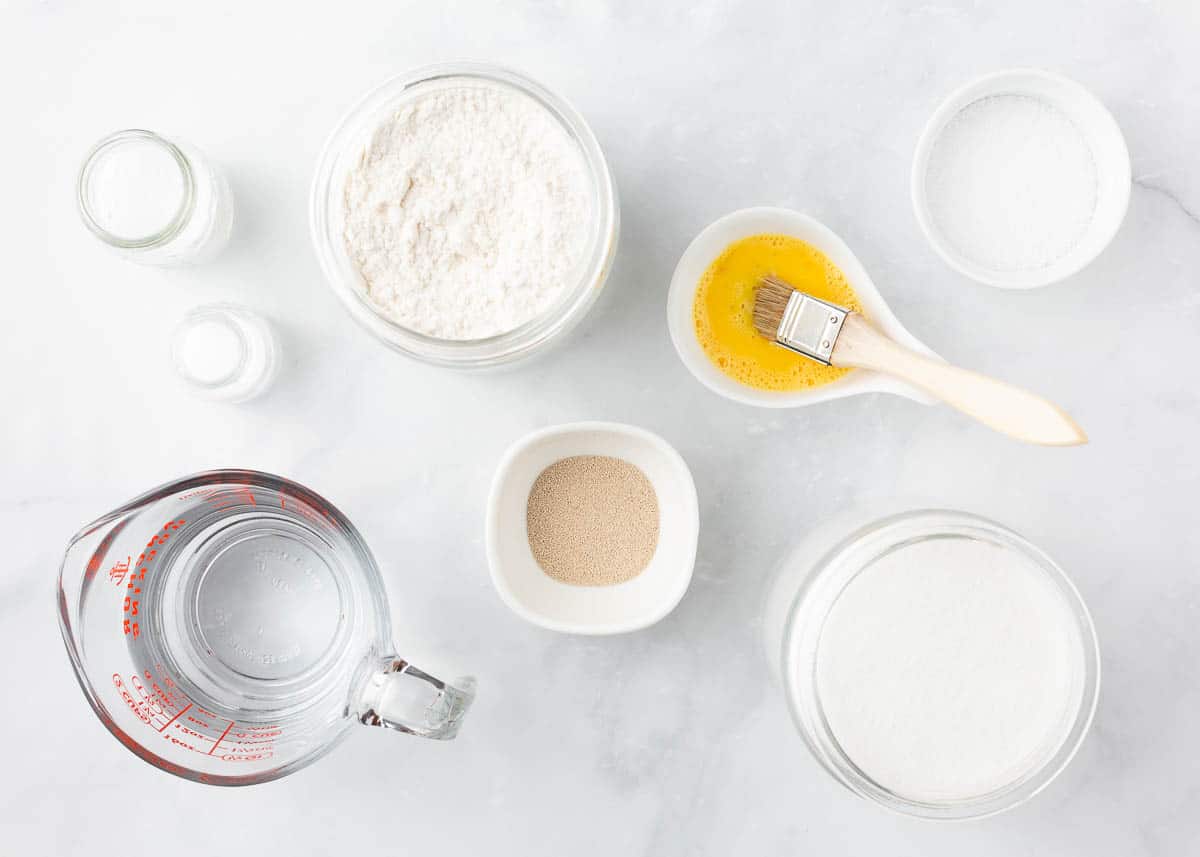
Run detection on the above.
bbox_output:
[309,63,619,368]
[764,509,1100,820]
[77,129,234,265]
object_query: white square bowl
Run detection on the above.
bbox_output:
[485,422,699,634]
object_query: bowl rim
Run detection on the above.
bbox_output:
[309,61,620,368]
[484,421,699,634]
[910,66,1131,290]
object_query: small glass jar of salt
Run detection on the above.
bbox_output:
[171,304,278,402]
[77,129,234,265]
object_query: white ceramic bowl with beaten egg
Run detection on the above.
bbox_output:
[912,68,1131,289]
[667,206,940,408]
[486,422,698,635]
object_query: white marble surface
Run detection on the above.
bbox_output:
[4,1,1199,854]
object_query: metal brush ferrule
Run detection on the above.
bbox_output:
[776,291,849,365]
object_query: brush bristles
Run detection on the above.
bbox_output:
[752,275,797,340]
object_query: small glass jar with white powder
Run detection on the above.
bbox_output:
[772,509,1099,819]
[170,304,278,402]
[78,129,234,265]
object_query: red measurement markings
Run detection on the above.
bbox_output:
[230,729,277,744]
[122,518,185,639]
[86,528,120,577]
[116,663,282,765]
[112,674,151,724]
[279,490,336,527]
[129,674,167,724]
[199,487,257,512]
[176,487,218,501]
[114,670,188,734]
[161,733,208,754]
[108,557,131,586]
[231,728,282,742]
[156,703,192,732]
[146,668,188,713]
[207,720,236,756]
[183,708,217,733]
[153,699,261,760]
[175,723,211,741]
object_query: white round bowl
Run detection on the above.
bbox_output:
[666,207,940,408]
[485,422,698,635]
[911,68,1130,289]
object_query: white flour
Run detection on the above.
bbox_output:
[343,85,592,340]
[924,95,1097,272]
[815,537,1085,802]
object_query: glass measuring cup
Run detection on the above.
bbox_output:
[57,470,475,785]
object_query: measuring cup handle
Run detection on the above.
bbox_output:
[354,657,475,740]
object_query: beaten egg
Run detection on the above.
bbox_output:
[693,234,863,392]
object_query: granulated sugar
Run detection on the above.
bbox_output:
[526,456,659,586]
[924,94,1097,272]
[815,537,1085,802]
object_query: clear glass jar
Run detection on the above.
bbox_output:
[171,304,278,402]
[771,509,1100,820]
[78,129,234,265]
[309,63,619,369]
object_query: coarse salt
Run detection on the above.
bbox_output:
[924,95,1097,272]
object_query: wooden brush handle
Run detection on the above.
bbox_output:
[831,314,1087,446]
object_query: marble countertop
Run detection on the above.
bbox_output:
[4,1,1198,854]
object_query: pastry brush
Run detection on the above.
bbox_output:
[752,275,1086,446]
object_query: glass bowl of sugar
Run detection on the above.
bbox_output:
[774,509,1100,820]
[310,63,619,368]
[912,68,1130,289]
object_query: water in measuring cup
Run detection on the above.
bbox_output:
[129,486,363,724]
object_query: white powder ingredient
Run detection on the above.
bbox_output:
[179,319,243,384]
[89,137,186,239]
[172,306,277,402]
[343,85,592,340]
[815,538,1085,802]
[925,95,1097,272]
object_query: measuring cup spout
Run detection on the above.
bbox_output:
[354,656,475,740]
